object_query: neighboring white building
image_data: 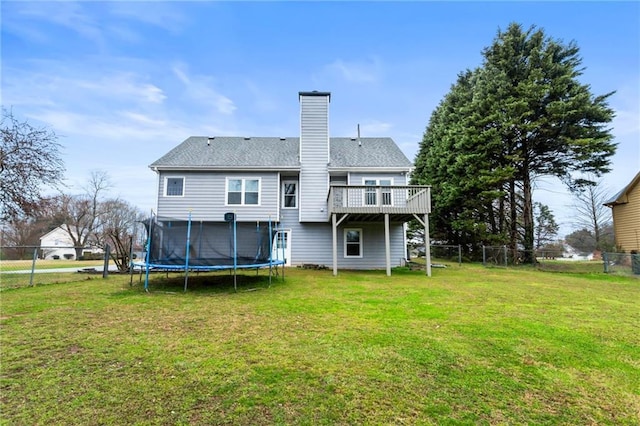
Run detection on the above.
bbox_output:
[561,245,594,261]
[39,226,102,260]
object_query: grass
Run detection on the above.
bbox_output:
[0,259,106,271]
[0,259,115,289]
[1,264,638,425]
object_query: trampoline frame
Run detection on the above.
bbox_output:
[137,212,286,291]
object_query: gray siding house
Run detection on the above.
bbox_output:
[150,91,432,275]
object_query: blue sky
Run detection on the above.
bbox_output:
[2,1,639,237]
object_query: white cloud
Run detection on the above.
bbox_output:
[108,2,187,33]
[171,64,236,115]
[13,1,106,47]
[74,73,167,105]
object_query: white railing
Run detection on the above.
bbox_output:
[327,185,431,214]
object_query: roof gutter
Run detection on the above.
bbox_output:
[328,166,412,173]
[149,165,301,172]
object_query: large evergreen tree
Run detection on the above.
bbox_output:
[412,23,616,258]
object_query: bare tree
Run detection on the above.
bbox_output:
[0,197,61,259]
[95,198,144,271]
[0,108,65,220]
[56,171,112,259]
[571,177,613,251]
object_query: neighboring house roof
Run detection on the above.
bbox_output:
[604,171,640,207]
[39,226,72,243]
[150,136,412,170]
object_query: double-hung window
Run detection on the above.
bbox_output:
[344,228,363,258]
[282,181,297,208]
[165,177,184,197]
[227,178,260,205]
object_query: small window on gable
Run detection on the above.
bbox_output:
[344,228,362,258]
[282,181,297,208]
[165,177,184,197]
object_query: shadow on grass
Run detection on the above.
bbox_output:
[135,271,282,294]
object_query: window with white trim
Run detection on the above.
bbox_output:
[282,181,298,208]
[165,177,184,197]
[227,178,260,205]
[344,228,362,258]
[364,178,393,206]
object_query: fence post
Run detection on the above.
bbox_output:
[503,245,508,267]
[602,252,608,273]
[29,247,38,287]
[482,245,486,266]
[128,235,134,287]
[103,244,110,279]
[458,245,462,266]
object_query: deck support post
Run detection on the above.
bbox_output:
[384,213,391,276]
[332,214,338,276]
[424,213,432,277]
[332,213,349,276]
[412,213,432,277]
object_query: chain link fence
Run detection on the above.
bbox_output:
[481,246,640,276]
[603,252,640,276]
[0,245,112,289]
[430,244,462,265]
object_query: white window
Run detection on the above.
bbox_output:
[364,178,393,206]
[344,228,362,258]
[165,177,184,197]
[226,178,260,205]
[282,181,298,209]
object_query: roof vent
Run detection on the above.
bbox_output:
[207,137,214,146]
[244,137,251,140]
[280,137,286,141]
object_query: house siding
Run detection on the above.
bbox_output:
[299,94,330,222]
[280,209,406,268]
[157,171,279,222]
[612,181,640,252]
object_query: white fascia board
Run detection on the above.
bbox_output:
[328,166,411,173]
[150,165,301,172]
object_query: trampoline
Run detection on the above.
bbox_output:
[138,212,285,291]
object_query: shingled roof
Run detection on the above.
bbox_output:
[604,171,640,206]
[329,138,412,168]
[150,137,299,169]
[150,136,412,170]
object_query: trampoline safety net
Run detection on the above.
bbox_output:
[144,214,284,270]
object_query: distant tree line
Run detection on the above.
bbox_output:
[411,23,616,260]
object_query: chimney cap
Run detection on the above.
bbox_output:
[299,91,331,101]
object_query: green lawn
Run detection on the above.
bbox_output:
[0,259,106,272]
[0,259,115,289]
[1,265,638,425]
